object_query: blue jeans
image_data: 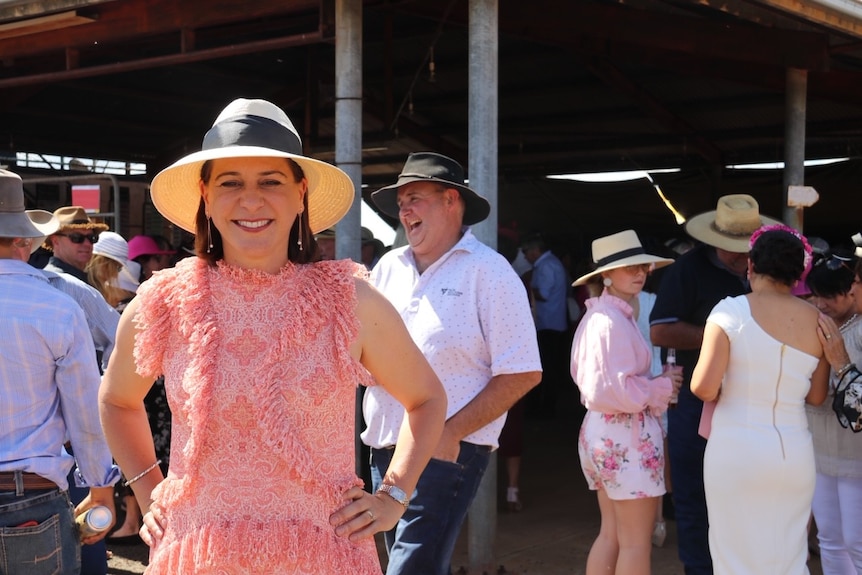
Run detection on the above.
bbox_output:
[0,488,80,575]
[668,389,713,575]
[371,442,491,575]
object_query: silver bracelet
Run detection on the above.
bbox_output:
[123,459,162,487]
[837,362,856,380]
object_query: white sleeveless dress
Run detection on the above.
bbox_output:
[703,296,818,575]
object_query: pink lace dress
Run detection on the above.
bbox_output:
[133,257,380,574]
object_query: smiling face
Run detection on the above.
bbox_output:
[396,181,464,273]
[201,156,306,273]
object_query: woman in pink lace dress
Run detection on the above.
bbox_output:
[98,99,447,574]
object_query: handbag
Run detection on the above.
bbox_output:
[833,367,862,433]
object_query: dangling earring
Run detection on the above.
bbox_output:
[296,212,303,251]
[603,277,613,287]
[206,217,214,253]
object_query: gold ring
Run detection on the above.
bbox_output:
[366,510,374,521]
[827,334,832,340]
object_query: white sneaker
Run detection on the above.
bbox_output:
[652,520,667,548]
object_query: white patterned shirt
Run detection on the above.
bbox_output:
[362,229,541,449]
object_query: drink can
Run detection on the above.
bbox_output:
[667,348,678,406]
[76,505,112,539]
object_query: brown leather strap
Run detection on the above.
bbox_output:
[0,472,58,491]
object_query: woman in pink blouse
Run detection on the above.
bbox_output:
[571,229,682,575]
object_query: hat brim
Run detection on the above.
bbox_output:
[371,176,491,226]
[572,254,675,286]
[685,210,782,253]
[150,145,355,234]
[0,209,60,240]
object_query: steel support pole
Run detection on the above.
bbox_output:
[467,0,499,570]
[783,68,807,231]
[335,0,362,263]
[335,0,364,479]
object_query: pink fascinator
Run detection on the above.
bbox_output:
[749,223,814,295]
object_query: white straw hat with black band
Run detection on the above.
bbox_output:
[572,229,674,286]
[150,98,355,235]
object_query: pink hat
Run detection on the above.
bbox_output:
[128,235,176,261]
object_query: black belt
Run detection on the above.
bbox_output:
[0,472,58,491]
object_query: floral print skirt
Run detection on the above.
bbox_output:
[578,410,665,500]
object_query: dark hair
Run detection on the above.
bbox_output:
[749,229,805,286]
[194,158,318,265]
[806,250,856,297]
[520,232,547,252]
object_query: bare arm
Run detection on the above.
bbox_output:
[435,370,541,462]
[330,279,447,541]
[807,357,830,406]
[98,296,163,515]
[651,321,705,351]
[690,322,729,402]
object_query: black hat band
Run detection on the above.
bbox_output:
[202,115,302,155]
[596,247,645,267]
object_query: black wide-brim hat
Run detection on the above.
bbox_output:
[371,152,491,226]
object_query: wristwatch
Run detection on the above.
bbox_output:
[377,483,411,508]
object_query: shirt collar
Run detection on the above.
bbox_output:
[0,258,51,282]
[398,226,479,270]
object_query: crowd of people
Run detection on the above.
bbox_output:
[2,95,862,575]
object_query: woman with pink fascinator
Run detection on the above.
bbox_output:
[691,224,830,574]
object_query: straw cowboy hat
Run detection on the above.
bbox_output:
[371,152,491,226]
[150,98,354,234]
[684,194,781,253]
[573,229,674,286]
[53,206,109,232]
[0,169,59,252]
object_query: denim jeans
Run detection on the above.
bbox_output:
[0,488,80,575]
[371,441,491,575]
[668,389,713,575]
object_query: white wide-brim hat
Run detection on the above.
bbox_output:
[573,229,674,286]
[150,98,355,235]
[109,260,141,293]
[685,194,781,253]
[92,231,130,266]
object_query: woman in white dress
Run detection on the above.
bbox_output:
[691,224,830,574]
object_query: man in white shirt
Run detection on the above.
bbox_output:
[363,152,542,575]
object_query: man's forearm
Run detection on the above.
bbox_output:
[443,371,541,442]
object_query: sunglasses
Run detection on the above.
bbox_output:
[622,263,653,274]
[56,232,100,244]
[816,254,853,272]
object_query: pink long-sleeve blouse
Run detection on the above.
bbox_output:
[571,292,672,415]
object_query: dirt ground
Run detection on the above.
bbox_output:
[106,414,824,574]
